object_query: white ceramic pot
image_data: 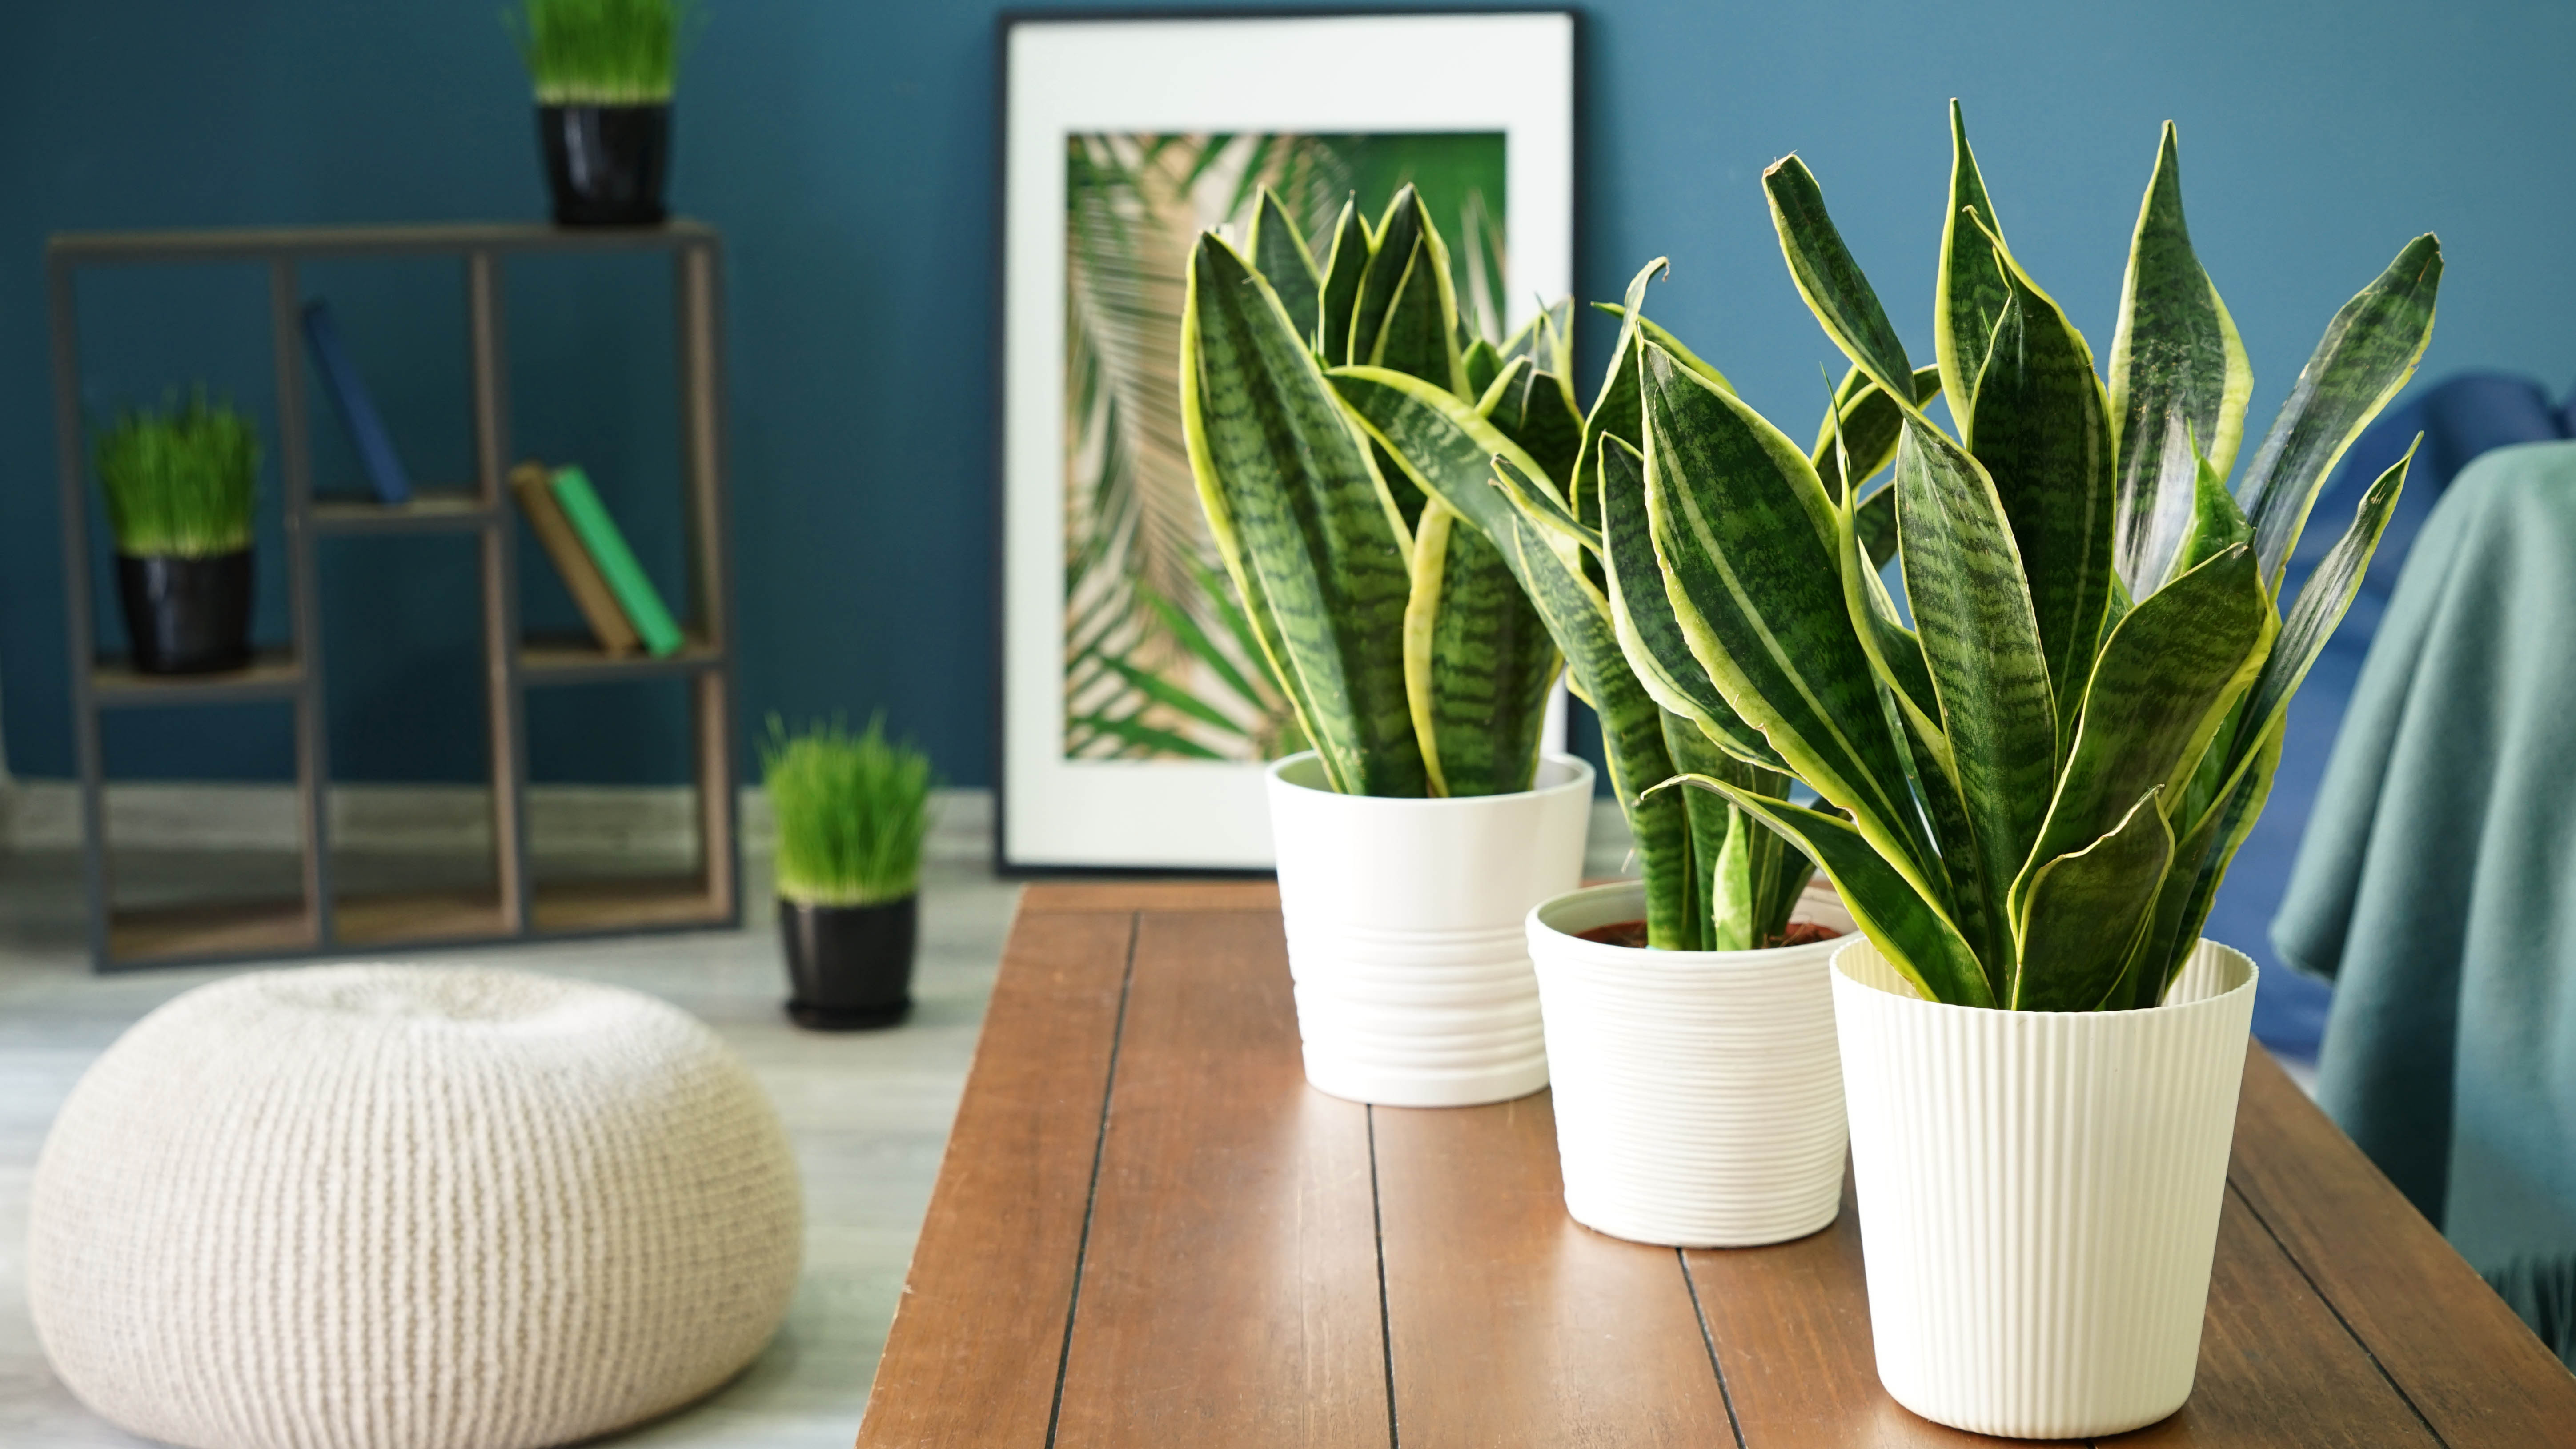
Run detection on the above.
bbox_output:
[1267,751,1591,1108]
[1832,937,2259,1439]
[1527,880,1853,1247]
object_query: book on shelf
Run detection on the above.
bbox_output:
[508,462,640,658]
[300,300,412,505]
[546,466,685,658]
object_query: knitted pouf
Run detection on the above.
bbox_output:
[28,964,804,1449]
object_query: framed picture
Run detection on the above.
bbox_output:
[998,9,1577,871]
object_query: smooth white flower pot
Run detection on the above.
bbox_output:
[1527,879,1854,1247]
[1267,751,1591,1107]
[1832,937,2259,1439]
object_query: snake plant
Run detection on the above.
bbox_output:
[1208,205,1820,951]
[1180,185,1560,800]
[1621,104,2439,1010]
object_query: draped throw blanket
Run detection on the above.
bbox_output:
[2274,440,2576,1365]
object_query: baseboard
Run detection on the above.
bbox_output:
[0,780,995,865]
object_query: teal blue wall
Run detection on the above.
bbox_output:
[4,1,2571,787]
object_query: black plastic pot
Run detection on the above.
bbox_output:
[780,895,917,1030]
[116,550,253,674]
[538,103,670,226]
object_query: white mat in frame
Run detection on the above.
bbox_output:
[999,10,1577,869]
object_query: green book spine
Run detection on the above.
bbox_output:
[547,466,684,658]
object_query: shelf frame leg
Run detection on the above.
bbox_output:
[469,249,532,935]
[49,257,115,969]
[676,239,738,923]
[269,259,333,948]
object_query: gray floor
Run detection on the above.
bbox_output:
[0,847,1021,1448]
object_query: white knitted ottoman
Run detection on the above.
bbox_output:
[28,964,803,1449]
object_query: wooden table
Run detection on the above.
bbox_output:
[857,883,2576,1447]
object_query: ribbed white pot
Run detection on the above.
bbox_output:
[1527,881,1852,1247]
[1832,937,2259,1439]
[1267,751,1591,1108]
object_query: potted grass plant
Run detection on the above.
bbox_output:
[96,392,259,674]
[1322,249,1869,1246]
[1613,104,2438,1437]
[509,0,686,225]
[1180,185,1591,1108]
[762,715,933,1030]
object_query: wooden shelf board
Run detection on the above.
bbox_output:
[313,490,493,533]
[519,634,721,683]
[109,896,315,965]
[49,218,718,265]
[92,650,302,706]
[532,875,727,935]
[333,887,511,947]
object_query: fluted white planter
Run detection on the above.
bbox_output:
[1832,937,2259,1439]
[1527,880,1853,1247]
[1268,751,1591,1108]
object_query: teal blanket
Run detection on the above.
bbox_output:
[2274,440,2576,1360]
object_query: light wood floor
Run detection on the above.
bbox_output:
[0,847,1021,1448]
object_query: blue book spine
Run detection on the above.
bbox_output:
[300,300,412,505]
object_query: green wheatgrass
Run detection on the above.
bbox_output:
[510,0,687,105]
[94,391,259,558]
[761,714,933,907]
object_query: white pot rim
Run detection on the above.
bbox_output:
[1529,879,1855,971]
[1266,750,1595,809]
[1829,936,2257,1018]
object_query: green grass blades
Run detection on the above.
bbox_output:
[1181,233,1426,796]
[510,0,686,104]
[1405,504,1557,796]
[761,714,931,907]
[95,391,258,558]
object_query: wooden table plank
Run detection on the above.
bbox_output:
[2227,1045,2575,1447]
[1374,1092,1738,1447]
[1051,909,1390,1448]
[1018,880,1280,914]
[862,886,2576,1449]
[855,910,1134,1448]
[1686,1173,2082,1448]
[2109,1186,2439,1446]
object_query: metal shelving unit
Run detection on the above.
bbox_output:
[48,220,739,971]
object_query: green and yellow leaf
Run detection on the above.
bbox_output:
[2011,787,2172,1010]
[2237,234,2441,590]
[2106,123,2255,596]
[1181,233,1425,795]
